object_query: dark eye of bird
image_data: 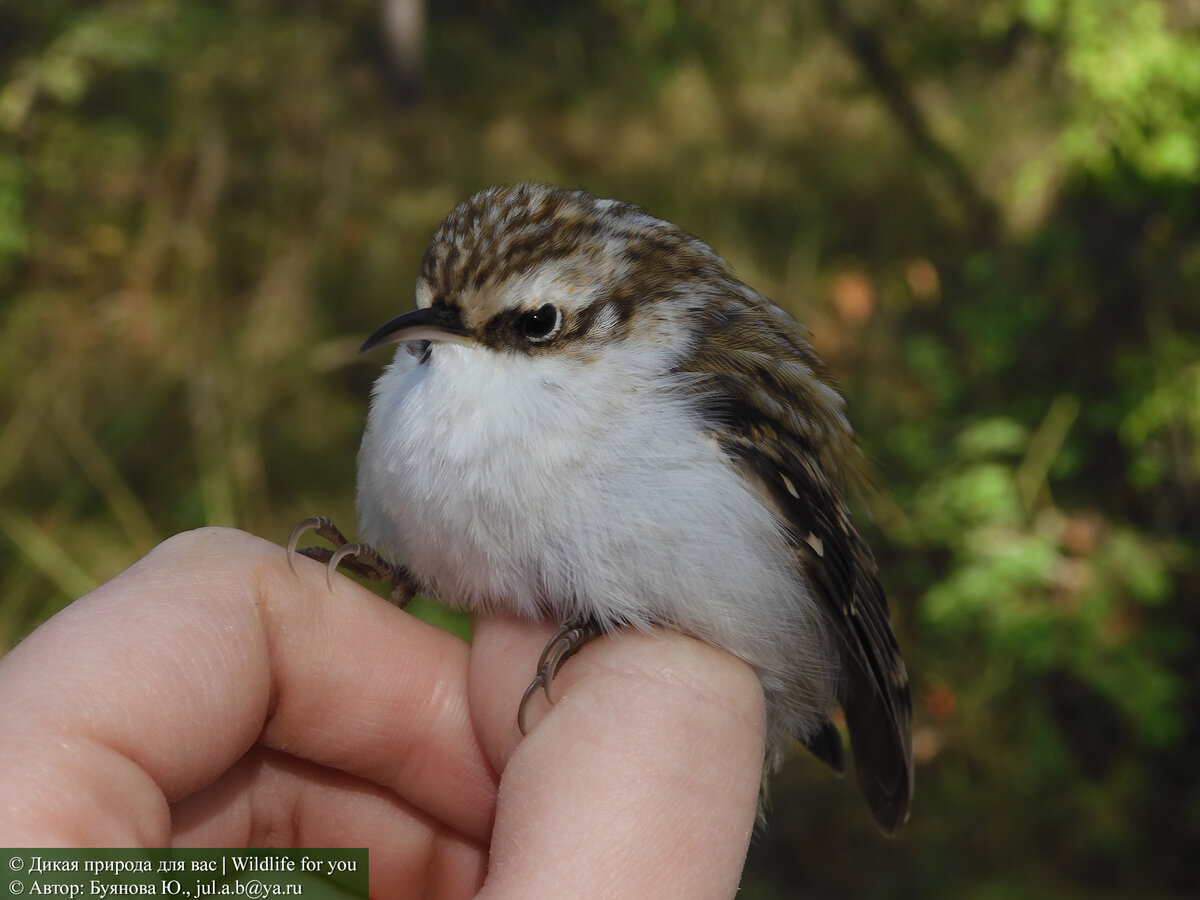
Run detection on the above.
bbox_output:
[518,303,562,342]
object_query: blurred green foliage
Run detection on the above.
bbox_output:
[2,1,1199,896]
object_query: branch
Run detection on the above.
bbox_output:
[816,0,1000,242]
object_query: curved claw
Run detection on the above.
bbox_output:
[540,634,575,706]
[518,673,546,737]
[536,622,576,672]
[326,542,365,590]
[517,638,568,736]
[517,621,603,735]
[286,516,324,575]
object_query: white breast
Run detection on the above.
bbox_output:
[356,339,838,727]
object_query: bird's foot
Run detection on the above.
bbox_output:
[517,617,603,735]
[287,515,416,607]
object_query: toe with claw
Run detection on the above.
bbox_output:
[517,617,603,734]
[287,515,417,607]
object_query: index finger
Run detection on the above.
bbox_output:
[0,527,497,846]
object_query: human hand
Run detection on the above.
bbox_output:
[0,528,765,898]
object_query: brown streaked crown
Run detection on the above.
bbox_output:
[414,184,729,353]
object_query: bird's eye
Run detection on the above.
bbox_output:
[518,303,562,342]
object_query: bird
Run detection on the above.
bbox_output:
[290,183,913,834]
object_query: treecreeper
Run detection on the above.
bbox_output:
[290,183,914,834]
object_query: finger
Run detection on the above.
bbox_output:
[172,747,486,899]
[0,527,496,847]
[256,532,498,840]
[469,617,766,899]
[464,615,562,773]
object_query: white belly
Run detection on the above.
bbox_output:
[355,341,837,727]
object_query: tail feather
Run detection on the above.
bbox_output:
[842,652,913,835]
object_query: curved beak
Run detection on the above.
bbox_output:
[360,305,476,354]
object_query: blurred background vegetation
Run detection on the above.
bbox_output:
[2,0,1198,895]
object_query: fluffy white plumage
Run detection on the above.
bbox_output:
[356,303,839,739]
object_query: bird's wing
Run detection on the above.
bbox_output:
[679,286,913,834]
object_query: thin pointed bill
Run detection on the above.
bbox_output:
[360,305,476,353]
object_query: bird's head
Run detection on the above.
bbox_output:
[360,183,726,364]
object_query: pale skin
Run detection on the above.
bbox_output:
[0,528,766,899]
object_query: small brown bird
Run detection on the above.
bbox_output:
[292,184,913,833]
